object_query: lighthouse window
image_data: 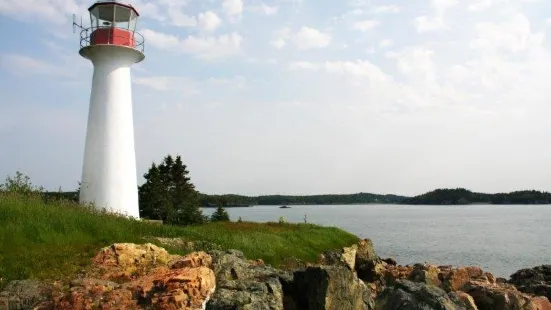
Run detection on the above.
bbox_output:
[129,11,137,32]
[90,7,99,29]
[114,5,132,30]
[97,5,115,24]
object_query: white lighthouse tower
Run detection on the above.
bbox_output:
[75,1,144,218]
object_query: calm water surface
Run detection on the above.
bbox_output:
[203,204,550,278]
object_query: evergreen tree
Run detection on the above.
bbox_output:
[138,154,204,225]
[210,206,230,222]
[138,163,165,220]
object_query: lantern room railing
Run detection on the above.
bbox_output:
[79,26,145,53]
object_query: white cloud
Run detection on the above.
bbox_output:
[167,9,197,27]
[248,3,279,15]
[197,11,222,32]
[222,0,244,21]
[0,54,73,77]
[470,13,543,53]
[414,16,446,33]
[142,29,243,60]
[133,76,199,94]
[271,26,331,50]
[270,38,286,49]
[287,61,321,70]
[414,0,458,33]
[433,0,459,11]
[0,0,84,24]
[290,27,331,50]
[379,39,393,48]
[134,75,248,93]
[468,0,494,11]
[207,75,248,89]
[353,19,380,31]
[288,60,390,82]
[373,5,401,13]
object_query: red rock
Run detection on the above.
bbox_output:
[531,296,551,310]
[170,251,212,269]
[51,244,216,310]
[464,280,551,310]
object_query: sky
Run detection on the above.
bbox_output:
[1,0,551,197]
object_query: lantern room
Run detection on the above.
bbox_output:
[88,1,140,48]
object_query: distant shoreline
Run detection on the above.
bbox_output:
[44,188,551,207]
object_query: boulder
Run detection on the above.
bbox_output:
[206,249,286,310]
[439,266,487,292]
[463,280,551,310]
[355,239,380,282]
[291,265,374,310]
[510,265,551,302]
[91,242,177,282]
[454,291,478,310]
[48,245,216,310]
[318,245,357,270]
[382,258,397,266]
[0,280,54,310]
[375,279,471,310]
[409,264,442,287]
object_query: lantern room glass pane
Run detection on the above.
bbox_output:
[114,5,131,30]
[129,10,137,32]
[90,7,99,29]
[97,5,115,24]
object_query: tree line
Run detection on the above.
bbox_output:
[199,193,406,207]
[400,188,551,205]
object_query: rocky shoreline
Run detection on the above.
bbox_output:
[1,239,550,310]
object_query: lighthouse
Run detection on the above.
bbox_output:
[75,1,144,218]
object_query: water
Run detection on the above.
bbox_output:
[203,204,551,278]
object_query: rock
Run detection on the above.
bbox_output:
[463,280,551,310]
[0,280,53,310]
[51,245,216,310]
[69,278,121,290]
[131,265,216,310]
[248,258,265,267]
[170,251,213,269]
[409,264,442,287]
[510,265,551,302]
[318,245,357,270]
[382,258,397,266]
[291,265,374,310]
[375,279,469,310]
[454,291,478,310]
[355,239,394,286]
[91,243,177,282]
[439,266,486,292]
[206,249,285,310]
[356,239,378,263]
[343,245,359,270]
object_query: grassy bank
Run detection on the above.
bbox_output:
[0,192,359,287]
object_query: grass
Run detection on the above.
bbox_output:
[0,192,359,288]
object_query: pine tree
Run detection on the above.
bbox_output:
[138,163,166,220]
[138,154,204,225]
[210,205,230,222]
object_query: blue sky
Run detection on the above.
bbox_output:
[2,0,551,196]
